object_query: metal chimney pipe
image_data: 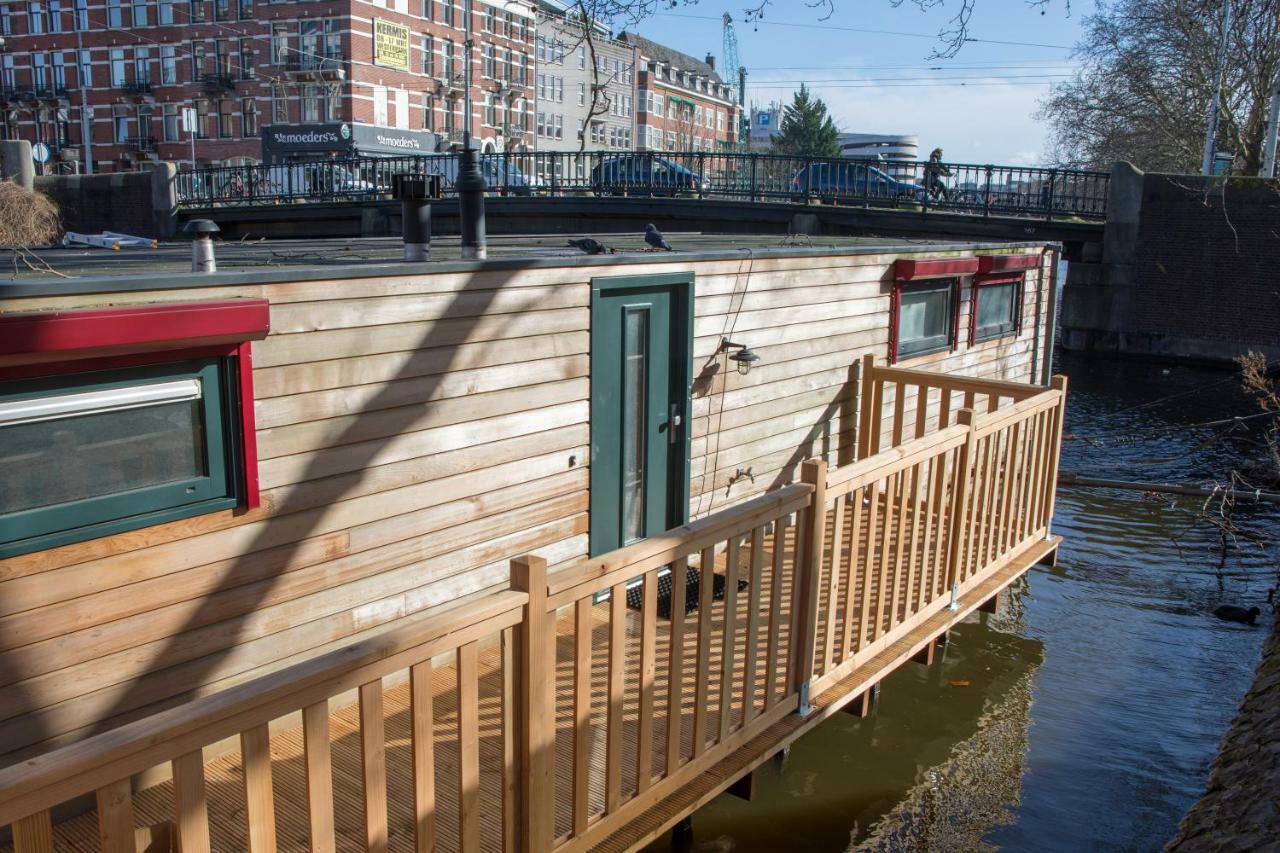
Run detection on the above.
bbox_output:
[457,141,487,260]
[184,218,220,273]
[395,174,437,262]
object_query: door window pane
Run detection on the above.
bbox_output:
[621,307,649,545]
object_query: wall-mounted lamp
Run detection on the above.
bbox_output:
[720,338,761,375]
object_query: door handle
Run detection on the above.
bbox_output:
[668,402,683,445]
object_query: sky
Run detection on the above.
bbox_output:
[625,0,1088,165]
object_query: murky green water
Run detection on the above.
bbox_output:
[647,353,1279,852]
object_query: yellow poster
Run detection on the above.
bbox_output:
[374,19,410,71]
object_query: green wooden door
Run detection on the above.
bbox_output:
[590,274,693,556]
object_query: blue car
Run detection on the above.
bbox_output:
[790,161,921,204]
[591,155,705,197]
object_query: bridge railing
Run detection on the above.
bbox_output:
[174,151,1109,220]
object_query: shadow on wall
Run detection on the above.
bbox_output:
[0,263,535,767]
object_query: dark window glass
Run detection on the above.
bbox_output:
[896,279,954,359]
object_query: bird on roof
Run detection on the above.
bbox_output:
[645,224,672,251]
[567,237,612,255]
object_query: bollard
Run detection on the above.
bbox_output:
[184,219,220,273]
[456,142,487,260]
[394,173,438,262]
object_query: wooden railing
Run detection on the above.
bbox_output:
[0,370,1067,853]
[857,354,1047,458]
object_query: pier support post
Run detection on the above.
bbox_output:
[978,591,1001,614]
[911,638,937,666]
[726,770,757,802]
[842,685,878,718]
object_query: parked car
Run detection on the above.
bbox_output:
[411,154,533,196]
[790,161,922,204]
[590,155,706,197]
[261,162,378,199]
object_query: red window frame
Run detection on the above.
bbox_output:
[968,254,1039,346]
[890,257,979,364]
[0,298,270,508]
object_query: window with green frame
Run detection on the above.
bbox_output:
[0,356,243,558]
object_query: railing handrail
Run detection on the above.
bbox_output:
[828,422,970,493]
[970,387,1065,438]
[0,588,528,827]
[544,482,813,610]
[872,363,1047,402]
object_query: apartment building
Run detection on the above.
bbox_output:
[532,0,635,159]
[618,31,736,153]
[0,0,535,172]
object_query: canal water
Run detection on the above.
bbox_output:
[648,352,1279,852]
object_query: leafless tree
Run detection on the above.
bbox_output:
[1039,0,1280,172]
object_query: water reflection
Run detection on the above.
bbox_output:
[646,353,1277,852]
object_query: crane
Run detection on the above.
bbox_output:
[721,13,748,153]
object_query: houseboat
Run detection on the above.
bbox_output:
[0,237,1066,851]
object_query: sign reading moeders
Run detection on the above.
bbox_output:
[373,19,410,70]
[261,123,440,162]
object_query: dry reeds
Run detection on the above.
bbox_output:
[0,180,62,247]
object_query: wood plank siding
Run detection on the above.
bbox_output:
[0,247,1054,768]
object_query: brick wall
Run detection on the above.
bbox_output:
[1132,174,1280,353]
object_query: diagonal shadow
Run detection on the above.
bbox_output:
[0,262,542,757]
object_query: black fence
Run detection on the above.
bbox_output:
[174,151,1110,221]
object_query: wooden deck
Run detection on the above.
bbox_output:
[0,367,1067,853]
[16,507,1055,853]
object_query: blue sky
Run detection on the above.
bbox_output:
[626,0,1087,164]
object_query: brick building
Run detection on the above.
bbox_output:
[617,31,736,153]
[0,0,535,173]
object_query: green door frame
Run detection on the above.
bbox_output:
[589,272,694,557]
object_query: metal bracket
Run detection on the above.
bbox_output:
[798,683,811,716]
[949,583,960,611]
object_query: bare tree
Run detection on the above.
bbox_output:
[1040,0,1280,172]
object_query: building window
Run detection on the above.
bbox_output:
[239,39,253,79]
[189,0,205,22]
[132,0,148,26]
[971,277,1020,343]
[213,0,229,20]
[162,103,179,141]
[110,48,127,87]
[134,47,154,87]
[29,1,46,33]
[271,86,288,123]
[271,24,288,65]
[157,0,174,24]
[237,0,250,18]
[191,41,205,80]
[441,0,452,27]
[241,97,257,136]
[894,279,956,360]
[422,35,433,75]
[422,93,433,130]
[194,97,209,138]
[112,106,129,142]
[421,0,432,21]
[73,0,88,28]
[577,82,585,106]
[77,49,91,87]
[577,46,585,70]
[159,46,177,84]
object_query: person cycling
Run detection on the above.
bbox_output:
[924,147,952,201]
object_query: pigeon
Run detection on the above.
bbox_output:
[1213,605,1261,625]
[567,237,611,254]
[645,223,672,251]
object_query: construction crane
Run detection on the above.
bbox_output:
[721,13,748,153]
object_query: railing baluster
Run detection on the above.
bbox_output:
[719,535,742,741]
[1042,378,1069,530]
[302,702,336,853]
[891,381,906,447]
[824,493,846,671]
[1002,421,1026,552]
[93,778,135,853]
[666,556,689,775]
[10,811,54,853]
[874,470,899,641]
[172,749,212,853]
[843,487,866,659]
[928,448,951,600]
[859,477,881,649]
[572,597,592,835]
[692,545,716,755]
[359,680,389,853]
[907,462,926,614]
[240,724,277,853]
[915,385,930,439]
[410,660,437,853]
[502,627,519,853]
[742,526,765,725]
[764,520,787,710]
[606,582,627,812]
[857,354,877,460]
[457,642,481,853]
[636,569,658,793]
[891,466,911,625]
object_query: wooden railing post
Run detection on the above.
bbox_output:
[943,409,977,606]
[856,354,878,460]
[511,555,554,853]
[793,459,828,714]
[1041,376,1068,536]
